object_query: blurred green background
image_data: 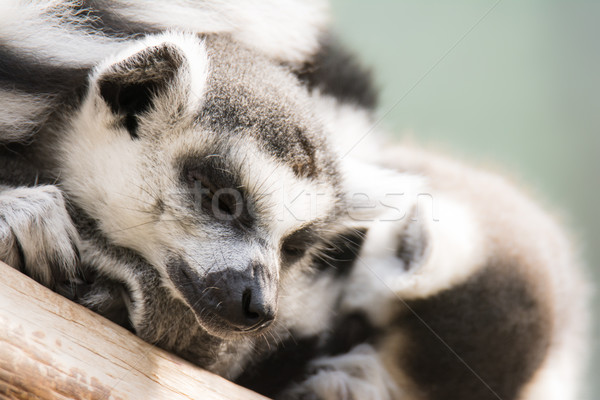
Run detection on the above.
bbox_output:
[330,0,599,398]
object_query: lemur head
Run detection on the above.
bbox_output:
[59,33,342,339]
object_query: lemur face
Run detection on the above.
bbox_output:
[59,33,342,338]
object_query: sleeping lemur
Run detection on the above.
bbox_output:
[253,149,589,400]
[0,0,348,378]
[0,1,589,399]
[227,76,590,399]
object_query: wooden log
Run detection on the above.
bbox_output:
[0,261,269,400]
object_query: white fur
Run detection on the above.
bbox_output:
[109,0,329,64]
[0,0,328,66]
[277,269,342,337]
[60,90,147,249]
[314,94,487,303]
[364,194,484,298]
[342,193,485,327]
[229,138,339,239]
[60,33,209,265]
[0,1,128,66]
[312,92,386,162]
[0,90,53,142]
[340,158,426,223]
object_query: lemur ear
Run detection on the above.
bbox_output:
[97,43,184,138]
[340,159,431,274]
[393,207,430,272]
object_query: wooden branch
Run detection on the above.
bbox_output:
[0,261,269,400]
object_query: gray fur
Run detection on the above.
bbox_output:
[200,35,340,182]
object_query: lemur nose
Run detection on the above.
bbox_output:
[221,285,275,331]
[240,287,275,329]
[168,256,277,333]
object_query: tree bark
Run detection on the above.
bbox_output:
[0,261,269,400]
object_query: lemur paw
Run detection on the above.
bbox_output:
[279,345,401,400]
[0,185,80,287]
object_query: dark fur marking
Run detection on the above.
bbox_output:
[179,154,255,230]
[76,1,161,38]
[297,34,378,109]
[397,263,552,400]
[57,266,134,332]
[7,222,26,273]
[236,336,322,398]
[98,44,182,138]
[293,128,317,178]
[0,45,89,99]
[235,312,378,398]
[0,143,52,187]
[165,256,204,313]
[395,218,428,272]
[281,224,319,265]
[313,227,367,276]
[99,80,153,138]
[323,312,380,356]
[0,48,89,141]
[199,36,326,180]
[199,96,320,179]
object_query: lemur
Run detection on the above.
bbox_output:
[251,149,590,400]
[0,1,589,400]
[225,87,590,400]
[0,0,351,376]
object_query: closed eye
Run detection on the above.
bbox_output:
[179,155,254,228]
[185,168,237,217]
[281,225,319,264]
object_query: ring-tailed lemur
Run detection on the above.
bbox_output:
[0,2,588,400]
[233,87,589,399]
[352,146,589,400]
[0,2,407,393]
[234,146,589,400]
[0,0,350,375]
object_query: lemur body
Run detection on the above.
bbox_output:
[0,1,589,400]
[0,0,347,377]
[353,151,587,400]
[225,93,590,399]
